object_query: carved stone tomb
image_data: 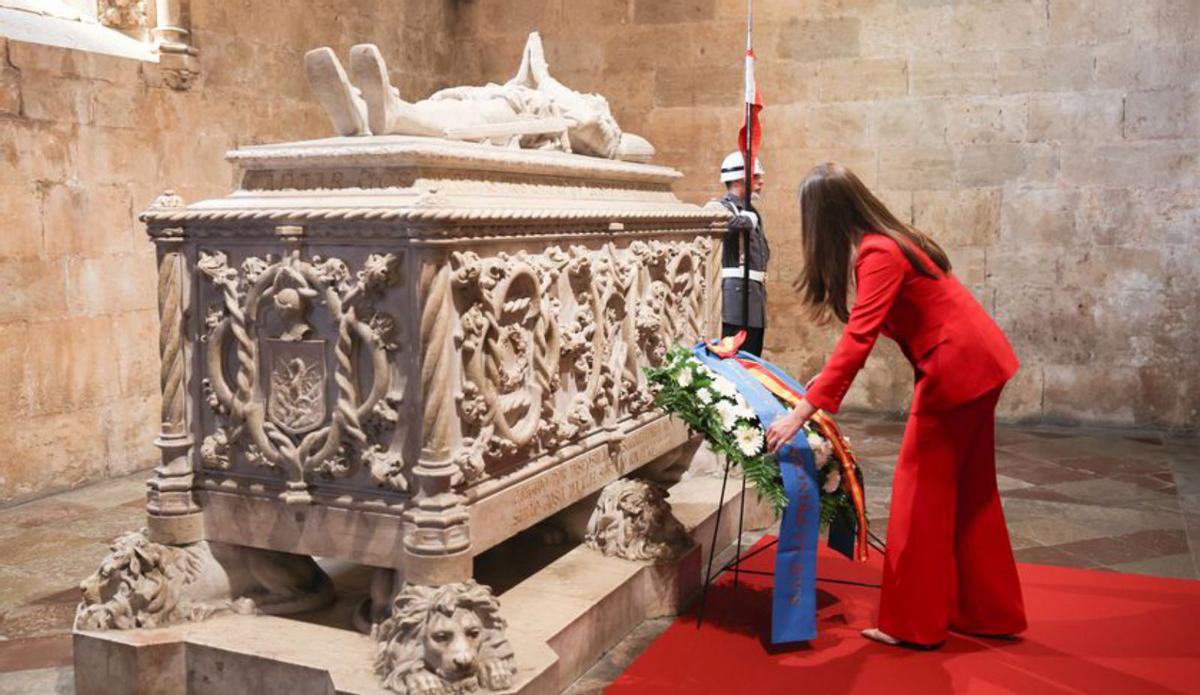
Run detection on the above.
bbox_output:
[72,130,728,693]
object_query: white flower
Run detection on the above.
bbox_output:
[734,425,764,457]
[734,402,756,420]
[807,431,833,463]
[712,376,738,399]
[715,401,740,431]
[696,388,714,405]
[823,467,842,494]
[676,367,694,388]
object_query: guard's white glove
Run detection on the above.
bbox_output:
[736,210,759,227]
[729,209,758,232]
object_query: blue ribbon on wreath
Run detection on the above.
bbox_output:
[691,344,820,644]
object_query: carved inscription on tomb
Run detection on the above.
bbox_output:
[242,168,420,192]
[616,416,689,473]
[474,445,615,542]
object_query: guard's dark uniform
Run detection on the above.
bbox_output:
[718,191,770,356]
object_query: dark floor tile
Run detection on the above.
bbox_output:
[1111,472,1178,495]
[1115,529,1191,558]
[1002,488,1082,504]
[1026,431,1077,440]
[997,461,1096,485]
[30,588,79,606]
[1013,545,1099,569]
[0,635,73,673]
[1050,532,1184,567]
[1125,435,1164,446]
[0,602,76,640]
[0,501,95,531]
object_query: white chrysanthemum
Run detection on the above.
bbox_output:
[715,401,740,431]
[734,424,764,456]
[823,467,842,494]
[696,388,714,405]
[712,376,738,399]
[734,402,756,420]
[676,367,694,387]
[807,431,833,463]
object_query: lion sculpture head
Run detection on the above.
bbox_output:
[585,479,692,562]
[373,580,516,695]
[75,530,252,630]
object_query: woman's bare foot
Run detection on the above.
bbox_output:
[862,627,942,650]
[861,627,901,646]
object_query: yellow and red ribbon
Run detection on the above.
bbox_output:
[707,331,870,561]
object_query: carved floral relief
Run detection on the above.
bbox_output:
[437,236,713,487]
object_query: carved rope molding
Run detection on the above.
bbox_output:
[197,249,403,503]
[140,207,730,225]
[157,249,187,437]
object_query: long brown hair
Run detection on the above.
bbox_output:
[795,163,951,323]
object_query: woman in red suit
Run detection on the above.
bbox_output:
[765,163,1027,648]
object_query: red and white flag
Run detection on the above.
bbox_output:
[738,2,762,181]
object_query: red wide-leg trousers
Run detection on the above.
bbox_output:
[877,386,1027,645]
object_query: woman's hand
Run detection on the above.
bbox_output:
[766,399,818,453]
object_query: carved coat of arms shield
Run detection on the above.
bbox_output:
[265,339,328,435]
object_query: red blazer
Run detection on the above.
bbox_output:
[804,234,1018,414]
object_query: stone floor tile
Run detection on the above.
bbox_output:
[1005,517,1110,547]
[995,475,1034,492]
[1001,487,1081,504]
[0,665,74,694]
[0,635,72,673]
[53,506,146,544]
[49,472,150,510]
[8,543,109,598]
[0,601,77,641]
[0,529,97,569]
[1012,545,1100,569]
[1049,534,1174,567]
[0,572,55,617]
[1115,529,1191,558]
[1108,553,1199,580]
[0,501,95,534]
[1006,530,1041,551]
[1042,477,1174,506]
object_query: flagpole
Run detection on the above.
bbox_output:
[734,0,754,590]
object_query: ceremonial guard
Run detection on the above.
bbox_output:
[716,151,770,356]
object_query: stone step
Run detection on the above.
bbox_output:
[73,475,775,695]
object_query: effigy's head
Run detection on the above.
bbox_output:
[562,92,622,159]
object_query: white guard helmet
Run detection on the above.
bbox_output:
[719,150,765,183]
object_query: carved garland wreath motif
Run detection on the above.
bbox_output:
[198,248,404,503]
[445,237,712,486]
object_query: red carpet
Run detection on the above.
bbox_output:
[608,536,1200,694]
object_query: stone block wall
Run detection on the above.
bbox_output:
[2,0,1196,504]
[447,0,1198,431]
[0,0,458,505]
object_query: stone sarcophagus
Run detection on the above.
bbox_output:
[138,135,726,586]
